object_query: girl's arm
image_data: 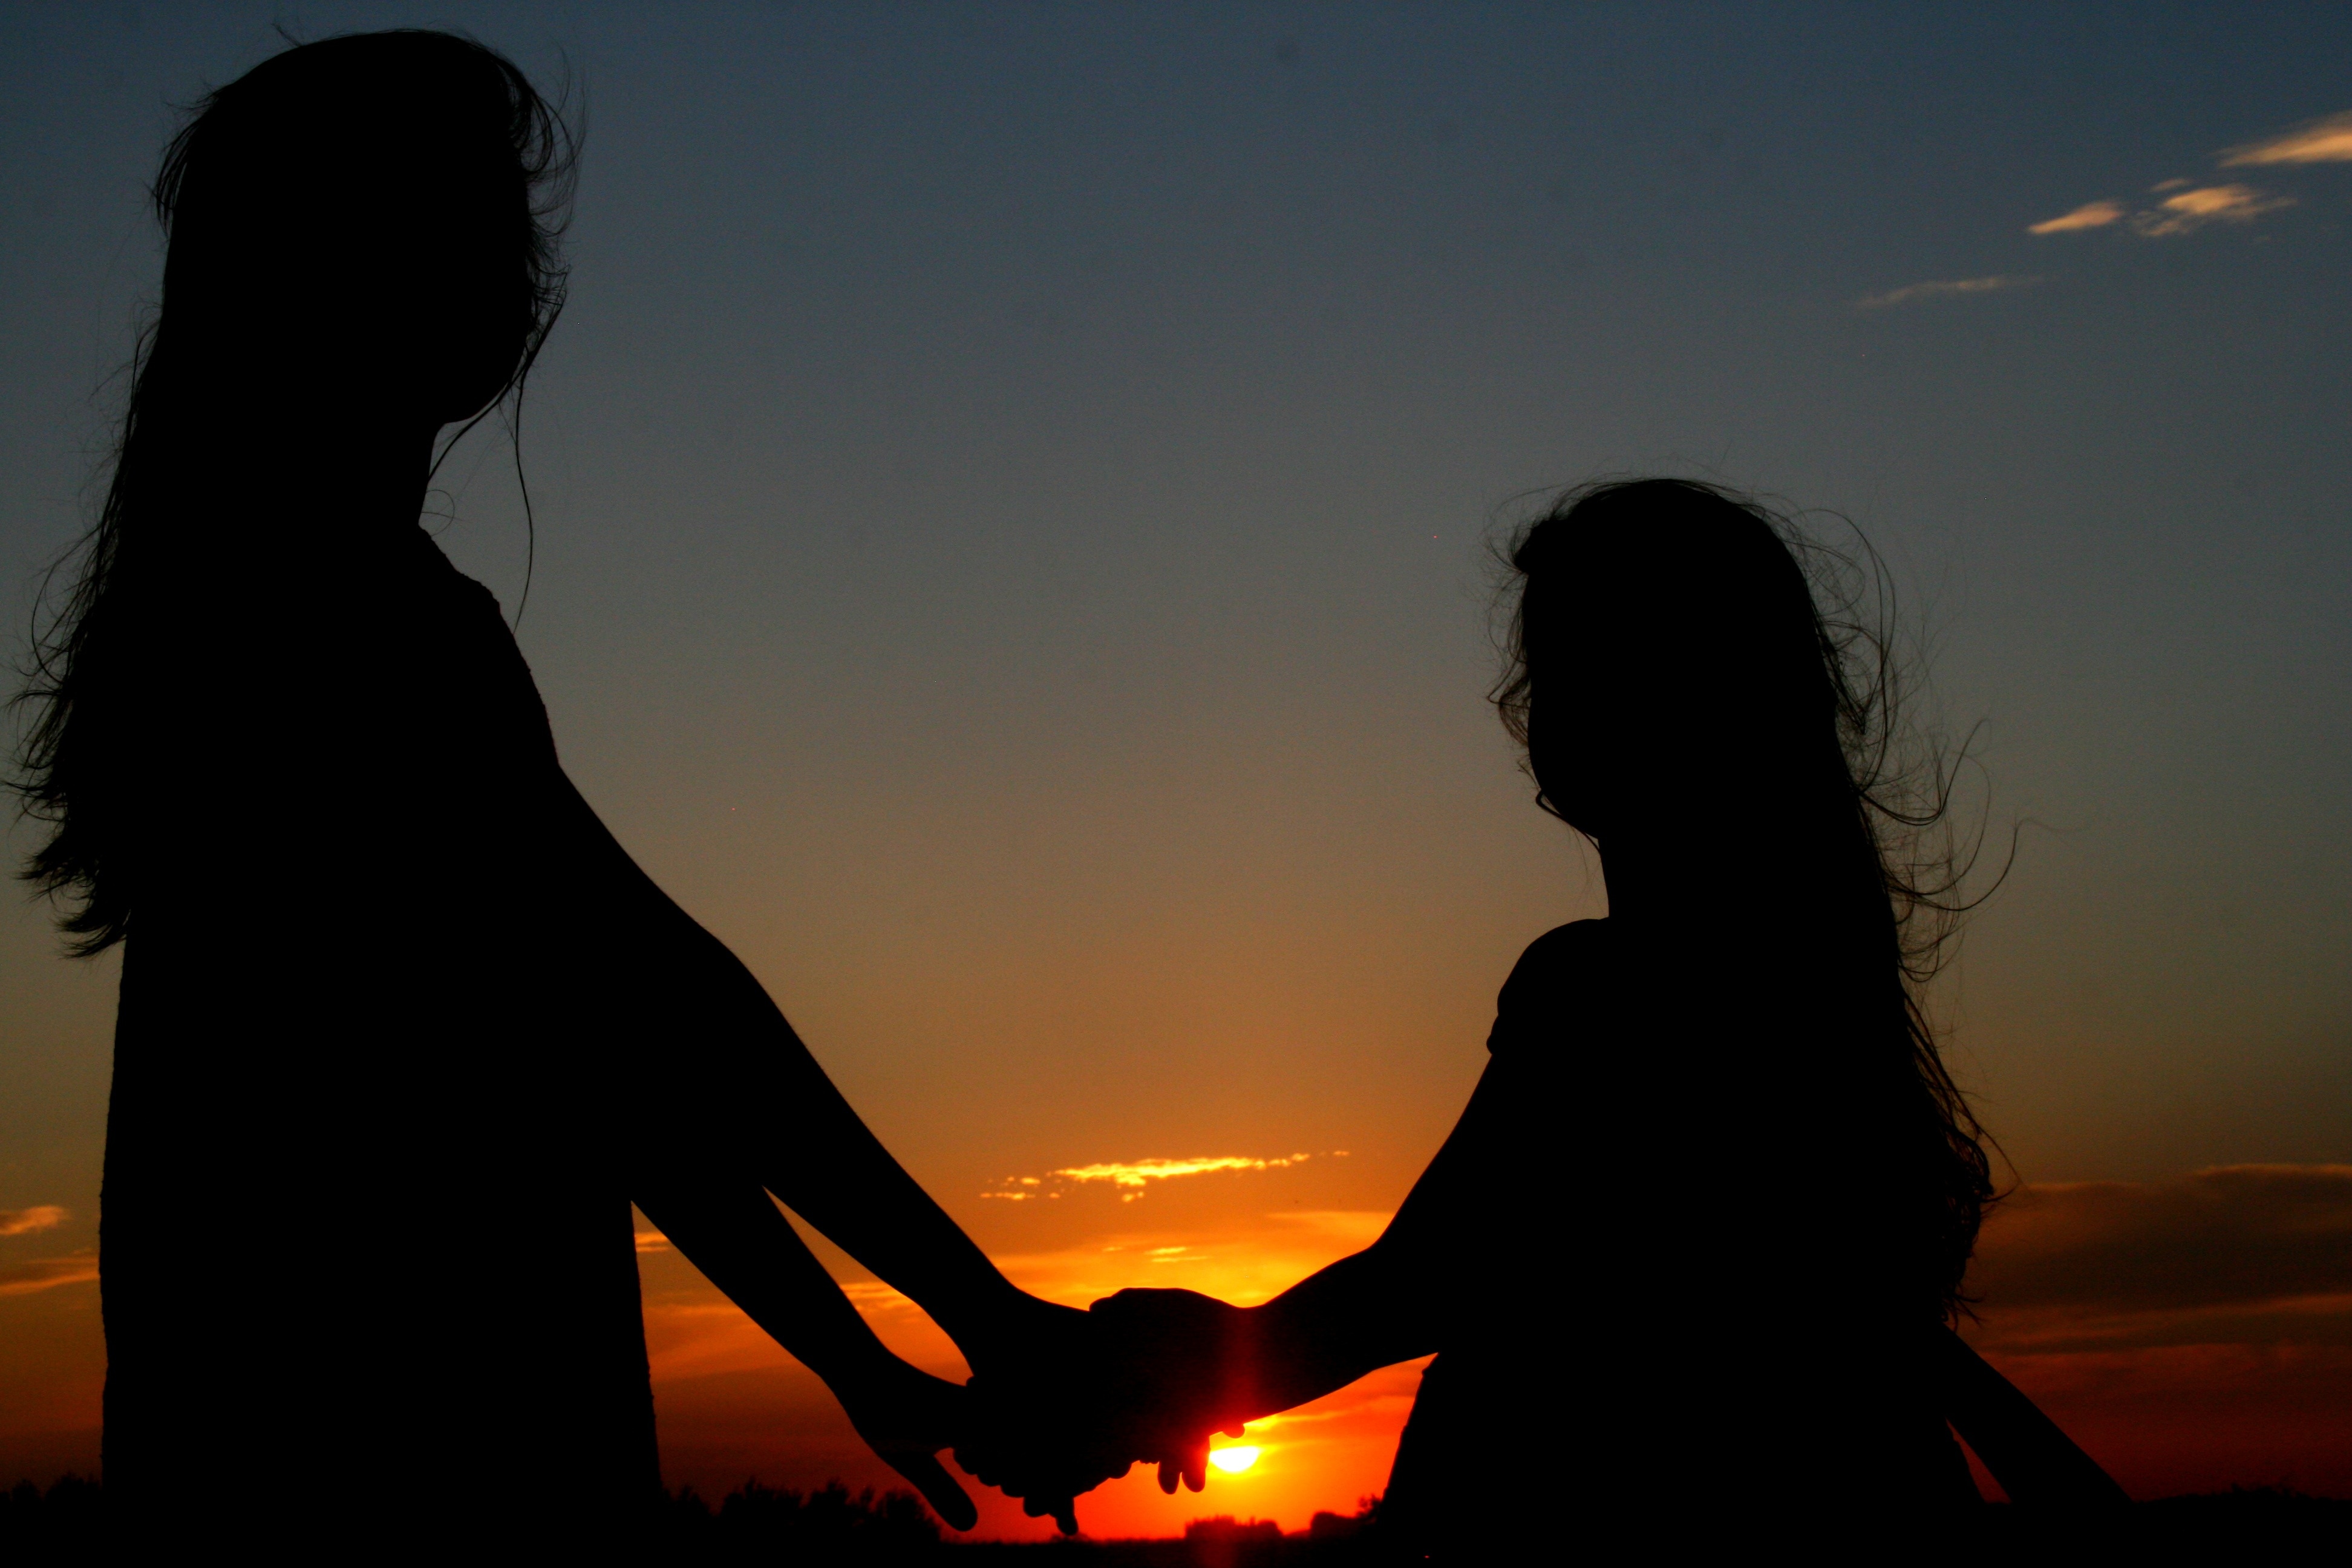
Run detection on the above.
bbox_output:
[1262,1048,1523,1374]
[557,776,1078,1368]
[1077,1051,1529,1491]
[632,1169,980,1527]
[1085,925,1589,1468]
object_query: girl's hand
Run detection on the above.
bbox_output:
[964,1290,1097,1382]
[1086,1286,1263,1465]
[950,1292,1128,1534]
[833,1357,981,1530]
[964,1287,1257,1508]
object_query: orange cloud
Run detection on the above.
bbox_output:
[2030,186,2293,240]
[982,1152,1339,1203]
[2132,184,2295,237]
[2029,199,2125,234]
[0,1252,98,1298]
[2223,111,2352,166]
[0,1206,67,1238]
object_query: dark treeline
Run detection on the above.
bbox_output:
[5,1475,2348,1562]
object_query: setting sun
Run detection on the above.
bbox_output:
[1209,1446,1262,1475]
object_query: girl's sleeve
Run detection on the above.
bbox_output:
[1484,919,1606,1057]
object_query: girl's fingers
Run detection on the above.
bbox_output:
[888,1451,978,1532]
[1020,1491,1080,1534]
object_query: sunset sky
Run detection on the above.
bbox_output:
[2,2,2348,1538]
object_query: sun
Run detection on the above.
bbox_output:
[1208,1445,1261,1475]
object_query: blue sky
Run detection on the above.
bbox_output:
[4,1,2348,1243]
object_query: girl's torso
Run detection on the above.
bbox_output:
[102,528,658,1537]
[1382,919,1977,1552]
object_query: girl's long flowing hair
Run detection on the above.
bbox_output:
[1494,477,2000,1321]
[11,31,574,955]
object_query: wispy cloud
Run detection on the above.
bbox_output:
[0,1251,97,1298]
[1971,1163,2352,1330]
[2028,199,2126,235]
[2031,185,2293,240]
[983,1152,1342,1203]
[0,1205,67,1237]
[1856,275,2042,311]
[2223,110,2352,166]
[2131,183,2295,237]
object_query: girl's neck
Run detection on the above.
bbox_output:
[269,412,441,531]
[1595,822,1834,930]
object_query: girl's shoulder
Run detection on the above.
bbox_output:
[1486,919,1614,1056]
[394,524,506,616]
[1513,918,1612,969]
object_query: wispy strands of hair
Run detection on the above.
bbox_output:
[1780,509,2017,992]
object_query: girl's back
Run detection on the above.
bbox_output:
[1419,919,1971,1540]
[100,525,658,1541]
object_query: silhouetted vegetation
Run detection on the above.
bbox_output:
[661,1478,947,1563]
[6,1475,2348,1561]
[0,1475,103,1562]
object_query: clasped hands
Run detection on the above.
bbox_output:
[837,1285,1267,1536]
[960,1286,1267,1534]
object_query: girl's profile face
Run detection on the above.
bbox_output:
[1520,585,1627,840]
[1520,567,1693,843]
[357,160,532,425]
[1524,696,1597,837]
[1524,677,1645,841]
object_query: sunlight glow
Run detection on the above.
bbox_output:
[1209,1446,1262,1474]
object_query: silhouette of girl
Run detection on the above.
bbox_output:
[16,31,1081,1547]
[1001,481,2019,1552]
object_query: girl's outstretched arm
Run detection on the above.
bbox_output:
[1075,1051,1527,1492]
[555,776,1080,1370]
[632,1168,979,1528]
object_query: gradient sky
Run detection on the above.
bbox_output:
[3,2,2349,1536]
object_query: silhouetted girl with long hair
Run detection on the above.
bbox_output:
[16,31,1083,1547]
[1039,480,2027,1552]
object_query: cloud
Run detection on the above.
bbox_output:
[1054,1154,1312,1189]
[1856,275,2042,310]
[2028,199,2126,235]
[0,1206,67,1237]
[2030,185,2293,240]
[0,1251,98,1297]
[2223,110,2352,166]
[983,1151,1340,1203]
[1967,1164,2352,1362]
[1962,1166,2352,1497]
[2131,183,2295,237]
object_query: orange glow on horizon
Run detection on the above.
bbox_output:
[5,1170,2348,1533]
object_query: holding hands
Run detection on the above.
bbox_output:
[937,1209,1439,1531]
[951,1287,1270,1533]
